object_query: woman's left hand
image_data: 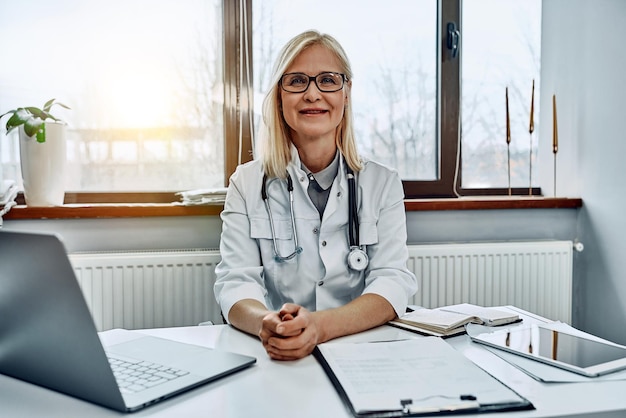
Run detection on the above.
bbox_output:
[263,303,321,360]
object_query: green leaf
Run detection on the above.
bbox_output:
[43,99,70,112]
[25,106,46,119]
[36,122,46,143]
[3,110,18,132]
[43,111,60,122]
[0,109,16,120]
[24,118,44,138]
[5,109,31,134]
[14,108,30,119]
[43,98,56,111]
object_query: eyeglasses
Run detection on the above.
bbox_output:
[280,72,347,93]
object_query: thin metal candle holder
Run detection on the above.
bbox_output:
[552,94,558,197]
[529,80,535,196]
[506,87,511,196]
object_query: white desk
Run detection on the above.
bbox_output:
[2,308,626,418]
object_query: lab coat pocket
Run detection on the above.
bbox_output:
[250,217,293,239]
[250,217,296,263]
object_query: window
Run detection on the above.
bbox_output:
[0,0,224,193]
[252,0,542,198]
[0,0,543,203]
[253,0,438,181]
[460,0,542,192]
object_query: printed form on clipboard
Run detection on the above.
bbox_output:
[388,304,522,338]
[314,337,533,417]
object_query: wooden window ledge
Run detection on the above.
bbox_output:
[404,196,582,211]
[2,197,582,220]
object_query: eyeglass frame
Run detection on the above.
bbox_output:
[279,72,347,93]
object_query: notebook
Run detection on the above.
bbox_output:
[0,230,256,412]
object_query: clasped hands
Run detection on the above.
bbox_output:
[259,303,321,361]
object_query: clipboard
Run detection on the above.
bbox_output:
[314,337,533,417]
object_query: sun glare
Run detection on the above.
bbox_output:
[73,1,190,130]
[88,38,176,130]
[104,70,173,129]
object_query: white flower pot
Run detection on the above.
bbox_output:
[18,122,67,206]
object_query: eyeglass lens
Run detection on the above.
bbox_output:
[281,72,345,93]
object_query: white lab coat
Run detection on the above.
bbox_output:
[214,148,417,320]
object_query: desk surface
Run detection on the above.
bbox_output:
[2,308,626,418]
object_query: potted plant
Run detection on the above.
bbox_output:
[0,99,71,206]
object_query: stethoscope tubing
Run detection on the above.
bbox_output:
[262,173,302,262]
[347,167,359,248]
[261,164,367,270]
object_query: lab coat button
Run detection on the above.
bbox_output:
[321,241,327,246]
[318,280,324,286]
[299,176,305,182]
[313,227,319,234]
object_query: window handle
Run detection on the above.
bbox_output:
[446,22,460,59]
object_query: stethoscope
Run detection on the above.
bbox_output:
[261,166,369,271]
[261,173,302,262]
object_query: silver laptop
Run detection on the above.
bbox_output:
[0,230,256,412]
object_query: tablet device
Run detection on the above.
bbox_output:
[471,324,626,377]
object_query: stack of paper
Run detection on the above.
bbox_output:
[389,303,521,337]
[0,180,19,227]
[1,180,18,206]
[175,188,228,205]
[315,337,533,417]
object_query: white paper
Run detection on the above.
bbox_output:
[318,337,525,414]
[439,303,519,325]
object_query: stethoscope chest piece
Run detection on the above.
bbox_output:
[347,246,369,271]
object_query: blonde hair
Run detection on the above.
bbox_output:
[259,30,361,178]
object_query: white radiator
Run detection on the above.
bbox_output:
[408,241,573,323]
[69,250,222,332]
[69,240,573,332]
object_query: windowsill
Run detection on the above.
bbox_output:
[2,197,582,220]
[404,196,583,211]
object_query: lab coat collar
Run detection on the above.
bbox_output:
[301,151,340,191]
[288,145,349,186]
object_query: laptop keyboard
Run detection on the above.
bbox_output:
[108,355,190,394]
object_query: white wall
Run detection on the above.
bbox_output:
[3,217,222,253]
[3,208,578,253]
[541,0,626,344]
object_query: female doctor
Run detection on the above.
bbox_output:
[214,30,417,360]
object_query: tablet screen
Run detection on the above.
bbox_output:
[476,325,626,370]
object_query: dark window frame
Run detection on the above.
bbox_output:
[229,0,541,200]
[10,0,541,206]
